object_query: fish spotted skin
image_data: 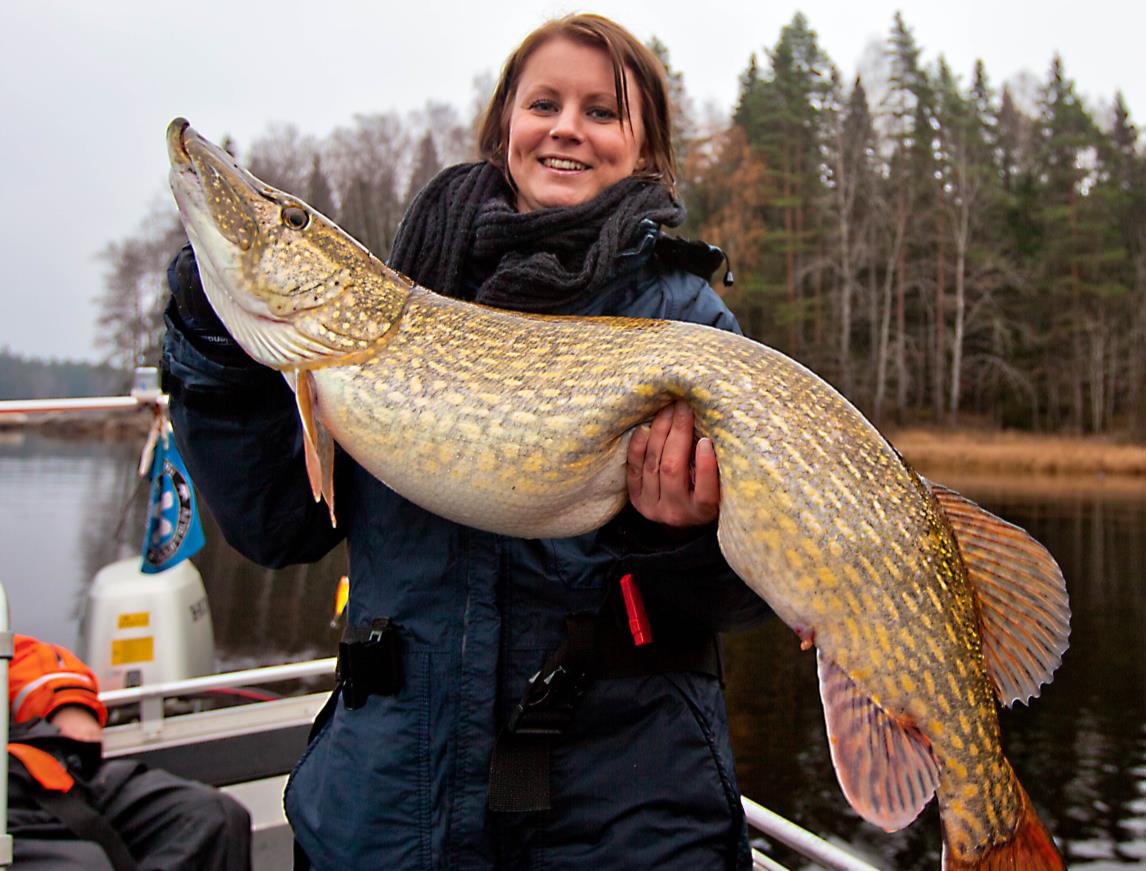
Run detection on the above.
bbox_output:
[168,118,1068,869]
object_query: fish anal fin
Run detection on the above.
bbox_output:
[816,651,939,832]
[926,480,1070,707]
[295,370,337,528]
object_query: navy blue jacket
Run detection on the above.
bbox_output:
[162,237,770,869]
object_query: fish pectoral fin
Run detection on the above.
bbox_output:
[294,369,337,528]
[816,651,939,833]
[926,479,1070,707]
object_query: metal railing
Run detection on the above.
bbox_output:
[100,657,336,735]
[0,367,165,420]
[743,796,881,871]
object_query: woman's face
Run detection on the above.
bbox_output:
[506,37,646,213]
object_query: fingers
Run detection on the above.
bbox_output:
[634,403,675,504]
[626,422,651,501]
[656,402,695,507]
[692,438,720,518]
[626,401,720,528]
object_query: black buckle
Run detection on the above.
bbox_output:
[505,662,587,736]
[337,619,402,710]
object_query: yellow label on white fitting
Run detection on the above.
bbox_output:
[111,637,154,665]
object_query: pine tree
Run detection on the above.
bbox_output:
[733,14,832,357]
[1033,55,1102,430]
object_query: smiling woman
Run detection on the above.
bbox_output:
[162,12,771,871]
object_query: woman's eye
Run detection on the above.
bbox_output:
[588,106,619,121]
[529,99,558,113]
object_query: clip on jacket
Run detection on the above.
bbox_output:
[337,618,402,710]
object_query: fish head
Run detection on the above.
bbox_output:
[167,118,405,368]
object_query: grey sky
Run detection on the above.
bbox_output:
[2,0,1142,364]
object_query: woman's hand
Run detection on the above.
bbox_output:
[626,401,720,528]
[48,705,103,744]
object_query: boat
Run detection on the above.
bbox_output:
[0,374,881,871]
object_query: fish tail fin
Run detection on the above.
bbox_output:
[943,783,1064,871]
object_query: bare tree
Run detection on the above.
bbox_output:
[325,113,410,257]
[96,204,186,370]
[248,123,322,196]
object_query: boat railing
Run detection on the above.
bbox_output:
[743,795,881,871]
[98,658,336,758]
[100,657,336,721]
[0,370,167,421]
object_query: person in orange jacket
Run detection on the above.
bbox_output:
[7,635,251,870]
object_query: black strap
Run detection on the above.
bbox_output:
[10,758,140,871]
[487,734,553,813]
[488,599,722,813]
[488,615,597,813]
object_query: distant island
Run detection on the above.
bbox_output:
[0,349,127,401]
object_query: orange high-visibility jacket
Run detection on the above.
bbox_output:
[9,635,106,727]
[7,636,107,792]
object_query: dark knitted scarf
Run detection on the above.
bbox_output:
[388,162,685,312]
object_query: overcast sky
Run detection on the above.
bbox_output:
[3,0,1143,365]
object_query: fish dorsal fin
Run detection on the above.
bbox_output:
[816,651,939,832]
[926,479,1070,707]
[294,370,337,528]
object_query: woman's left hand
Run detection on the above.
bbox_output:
[626,401,720,528]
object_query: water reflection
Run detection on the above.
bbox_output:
[0,432,345,667]
[1,435,1142,867]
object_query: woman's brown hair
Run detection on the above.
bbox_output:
[477,14,677,195]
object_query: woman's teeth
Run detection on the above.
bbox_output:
[541,158,588,171]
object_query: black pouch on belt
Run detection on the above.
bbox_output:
[336,618,402,710]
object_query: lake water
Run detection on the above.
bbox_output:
[1,431,1142,869]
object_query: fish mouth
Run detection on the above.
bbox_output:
[166,117,192,167]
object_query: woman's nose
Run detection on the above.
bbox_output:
[549,107,582,141]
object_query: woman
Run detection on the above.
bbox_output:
[163,13,768,869]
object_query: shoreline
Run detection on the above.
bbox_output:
[5,417,1146,491]
[887,427,1146,499]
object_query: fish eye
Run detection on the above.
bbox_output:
[282,206,310,230]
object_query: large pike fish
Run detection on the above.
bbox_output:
[167,118,1070,869]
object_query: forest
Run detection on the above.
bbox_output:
[94,12,1146,439]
